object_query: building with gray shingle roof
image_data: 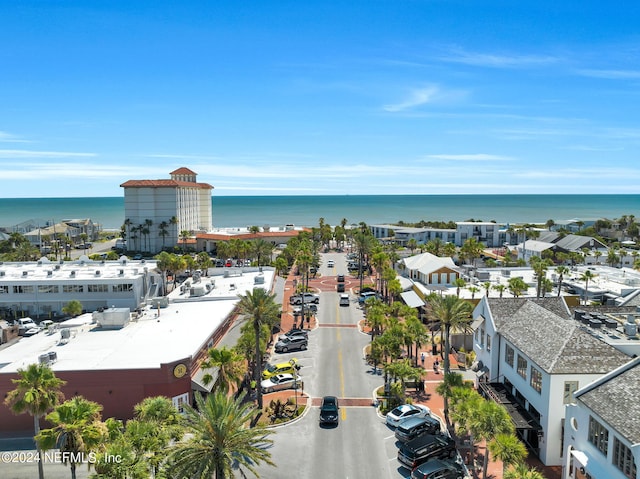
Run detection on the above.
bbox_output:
[472,296,631,468]
[564,356,640,479]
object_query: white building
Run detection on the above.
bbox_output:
[121,167,213,252]
[564,356,640,479]
[0,256,161,320]
[472,297,630,466]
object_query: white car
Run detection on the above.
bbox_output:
[327,260,335,267]
[385,403,431,428]
[260,373,302,393]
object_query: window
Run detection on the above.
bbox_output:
[588,416,609,456]
[530,366,542,393]
[172,393,190,414]
[613,437,637,479]
[486,334,492,352]
[505,344,514,367]
[88,284,109,293]
[563,381,579,405]
[63,284,84,293]
[517,355,528,380]
[13,285,34,294]
[0,285,8,294]
[113,283,133,292]
[480,327,485,347]
[38,285,59,293]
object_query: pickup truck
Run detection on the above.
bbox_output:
[289,292,320,305]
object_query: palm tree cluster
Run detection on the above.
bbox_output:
[441,373,542,479]
[5,363,276,479]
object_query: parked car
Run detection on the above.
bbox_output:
[358,291,379,304]
[262,359,300,380]
[397,434,457,470]
[289,293,320,305]
[279,328,309,341]
[410,458,466,479]
[386,404,431,428]
[260,373,302,393]
[339,294,350,306]
[319,396,339,425]
[395,416,441,443]
[274,335,308,353]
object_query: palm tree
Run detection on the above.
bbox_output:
[530,257,552,299]
[4,364,66,479]
[470,400,515,479]
[201,346,247,393]
[493,284,506,298]
[37,396,107,479]
[427,295,472,423]
[167,392,275,479]
[237,288,281,409]
[488,433,528,476]
[555,265,570,297]
[158,221,169,251]
[169,215,178,247]
[180,230,191,252]
[453,277,466,297]
[580,269,596,305]
[507,277,528,297]
[504,463,546,479]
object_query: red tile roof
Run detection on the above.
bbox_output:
[120,179,213,189]
[170,167,198,175]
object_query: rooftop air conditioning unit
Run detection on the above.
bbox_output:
[47,271,53,277]
[0,271,4,277]
[95,270,100,276]
[70,271,76,277]
[54,265,60,270]
[22,271,28,277]
[119,269,124,275]
[39,353,50,365]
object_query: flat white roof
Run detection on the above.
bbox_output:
[0,269,275,373]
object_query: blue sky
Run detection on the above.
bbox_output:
[2,1,640,197]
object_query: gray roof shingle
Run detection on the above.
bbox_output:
[487,298,630,374]
[577,357,640,444]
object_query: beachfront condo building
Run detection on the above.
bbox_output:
[121,167,213,253]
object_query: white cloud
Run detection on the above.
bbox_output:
[383,86,440,112]
[577,69,640,80]
[424,154,513,161]
[439,48,558,68]
[0,149,97,158]
[0,132,29,143]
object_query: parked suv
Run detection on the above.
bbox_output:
[395,416,441,443]
[274,335,308,353]
[397,434,457,469]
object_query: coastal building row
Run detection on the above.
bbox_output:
[0,265,274,433]
[471,297,640,479]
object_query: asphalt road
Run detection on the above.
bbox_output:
[255,252,411,479]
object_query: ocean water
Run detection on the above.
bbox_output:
[0,195,639,230]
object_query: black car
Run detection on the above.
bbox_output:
[337,283,345,292]
[398,434,457,470]
[410,459,466,479]
[319,396,339,425]
[274,335,308,353]
[337,274,345,283]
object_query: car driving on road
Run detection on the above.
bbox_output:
[289,292,320,305]
[319,396,339,425]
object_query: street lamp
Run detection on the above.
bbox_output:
[290,358,298,412]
